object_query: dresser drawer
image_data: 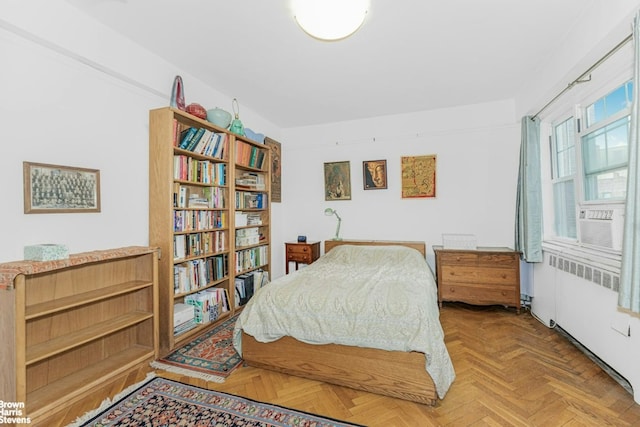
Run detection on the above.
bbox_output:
[439,266,518,286]
[440,283,518,306]
[478,253,518,267]
[439,252,478,266]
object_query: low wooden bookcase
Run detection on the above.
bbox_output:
[0,246,159,426]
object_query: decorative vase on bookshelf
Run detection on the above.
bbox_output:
[207,107,232,129]
[170,75,186,111]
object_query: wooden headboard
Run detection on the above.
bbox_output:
[324,239,426,258]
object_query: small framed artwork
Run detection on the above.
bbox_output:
[324,161,351,201]
[363,159,387,190]
[265,136,282,203]
[401,155,436,198]
[23,161,101,214]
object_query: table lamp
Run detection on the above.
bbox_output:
[324,208,342,240]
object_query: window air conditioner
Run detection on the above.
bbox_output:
[578,204,625,251]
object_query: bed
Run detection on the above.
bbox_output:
[232,240,455,405]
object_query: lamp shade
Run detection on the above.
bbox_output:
[293,0,369,41]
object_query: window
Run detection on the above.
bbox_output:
[582,80,632,201]
[549,80,631,244]
[551,118,577,238]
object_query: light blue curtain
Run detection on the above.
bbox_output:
[515,116,543,263]
[618,11,640,314]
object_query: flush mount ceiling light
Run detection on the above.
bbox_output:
[292,0,369,41]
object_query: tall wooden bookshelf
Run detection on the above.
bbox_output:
[149,107,270,356]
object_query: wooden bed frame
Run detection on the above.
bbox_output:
[241,239,439,405]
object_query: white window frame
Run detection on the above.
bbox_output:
[543,66,631,253]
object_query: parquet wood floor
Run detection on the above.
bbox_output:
[57,303,640,427]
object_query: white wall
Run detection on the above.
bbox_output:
[0,0,281,263]
[281,100,520,269]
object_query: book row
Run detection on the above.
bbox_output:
[235,269,269,308]
[173,287,231,335]
[174,210,228,232]
[176,125,228,159]
[235,140,267,170]
[235,171,266,190]
[174,184,227,209]
[235,245,269,273]
[235,227,261,247]
[173,155,227,185]
[173,253,229,294]
[173,231,227,261]
[235,191,268,210]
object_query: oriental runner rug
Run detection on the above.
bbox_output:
[151,314,242,382]
[73,377,364,427]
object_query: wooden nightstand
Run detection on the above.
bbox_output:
[285,241,320,274]
[433,245,521,313]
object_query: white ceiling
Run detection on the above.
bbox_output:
[68,0,592,128]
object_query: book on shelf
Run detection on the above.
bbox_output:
[174,319,197,335]
[234,269,269,308]
[235,171,266,190]
[193,128,213,154]
[185,128,206,151]
[235,245,269,272]
[173,210,228,232]
[235,140,266,169]
[234,273,254,307]
[174,303,195,328]
[179,127,198,149]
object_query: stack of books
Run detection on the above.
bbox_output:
[173,303,196,336]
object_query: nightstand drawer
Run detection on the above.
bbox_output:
[287,245,313,256]
[287,251,313,263]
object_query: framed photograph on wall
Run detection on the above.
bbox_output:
[363,159,387,190]
[401,155,436,198]
[324,161,351,200]
[23,161,101,213]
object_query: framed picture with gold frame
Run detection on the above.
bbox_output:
[23,161,101,213]
[401,155,436,198]
[363,159,387,190]
[324,161,351,201]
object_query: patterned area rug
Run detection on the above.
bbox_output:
[74,377,364,427]
[151,314,242,382]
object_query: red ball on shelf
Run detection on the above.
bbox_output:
[185,103,207,120]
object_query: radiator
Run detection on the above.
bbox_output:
[531,243,640,404]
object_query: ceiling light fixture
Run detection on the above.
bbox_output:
[292,0,369,41]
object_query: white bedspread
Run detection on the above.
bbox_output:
[232,244,455,398]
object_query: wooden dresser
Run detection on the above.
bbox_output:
[433,245,521,313]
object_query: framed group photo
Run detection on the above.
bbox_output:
[23,161,101,214]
